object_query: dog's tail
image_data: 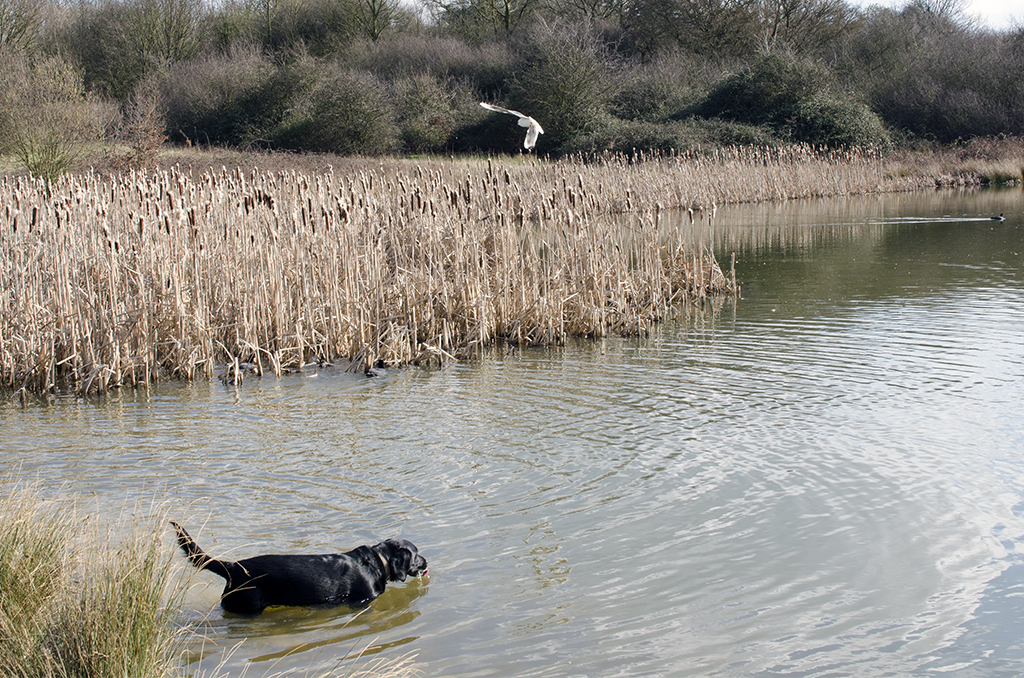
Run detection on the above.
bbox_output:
[170,521,231,581]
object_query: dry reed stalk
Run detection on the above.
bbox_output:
[7,143,1003,394]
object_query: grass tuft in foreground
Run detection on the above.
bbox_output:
[0,485,183,678]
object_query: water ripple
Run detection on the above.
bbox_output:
[4,193,1024,677]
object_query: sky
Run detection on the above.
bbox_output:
[848,0,1021,30]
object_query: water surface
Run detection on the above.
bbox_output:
[3,187,1023,677]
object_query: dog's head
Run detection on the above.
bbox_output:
[379,538,428,582]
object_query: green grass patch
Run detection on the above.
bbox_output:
[0,484,184,678]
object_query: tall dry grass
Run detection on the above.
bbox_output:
[0,485,184,678]
[4,144,1018,394]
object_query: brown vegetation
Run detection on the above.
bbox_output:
[1,0,1022,175]
[0,153,723,395]
[4,141,1023,396]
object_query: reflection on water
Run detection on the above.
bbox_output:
[3,187,1023,677]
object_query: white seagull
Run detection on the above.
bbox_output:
[480,102,544,150]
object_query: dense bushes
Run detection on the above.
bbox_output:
[160,45,289,147]
[56,0,207,100]
[507,21,613,148]
[275,66,400,154]
[875,35,1024,142]
[392,74,461,153]
[694,53,891,147]
[0,0,1022,169]
[836,3,1024,142]
[610,60,700,123]
[789,92,891,147]
[561,117,779,155]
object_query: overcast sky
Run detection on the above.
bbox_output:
[847,0,1021,30]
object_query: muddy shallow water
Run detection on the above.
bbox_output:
[4,187,1023,677]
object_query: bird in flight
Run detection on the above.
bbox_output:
[480,102,544,150]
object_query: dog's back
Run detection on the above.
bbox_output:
[226,552,376,607]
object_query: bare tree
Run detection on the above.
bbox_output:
[512,20,612,146]
[246,0,281,45]
[625,0,760,57]
[758,0,853,52]
[0,52,114,180]
[0,0,43,51]
[358,0,397,40]
[547,0,626,23]
[426,0,540,38]
[111,76,166,168]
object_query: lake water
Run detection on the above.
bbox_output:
[3,187,1023,677]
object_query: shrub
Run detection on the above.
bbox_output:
[55,0,207,100]
[393,73,458,153]
[610,54,714,123]
[622,0,760,58]
[694,52,889,147]
[868,37,1024,141]
[269,0,360,54]
[508,20,613,151]
[274,64,399,154]
[561,117,780,155]
[206,0,255,50]
[0,0,44,53]
[55,0,149,99]
[836,4,1024,141]
[159,44,295,147]
[694,117,782,147]
[110,76,168,169]
[344,33,516,93]
[118,0,207,65]
[0,52,114,180]
[429,0,539,43]
[790,91,891,147]
[695,52,826,126]
[611,71,688,122]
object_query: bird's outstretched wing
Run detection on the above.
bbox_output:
[480,102,528,118]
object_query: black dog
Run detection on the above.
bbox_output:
[170,522,427,614]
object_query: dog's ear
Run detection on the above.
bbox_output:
[384,539,412,581]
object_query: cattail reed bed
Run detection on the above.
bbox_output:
[3,144,1016,395]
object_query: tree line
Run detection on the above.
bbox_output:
[1,0,1022,176]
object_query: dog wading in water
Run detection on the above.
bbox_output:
[171,522,428,614]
